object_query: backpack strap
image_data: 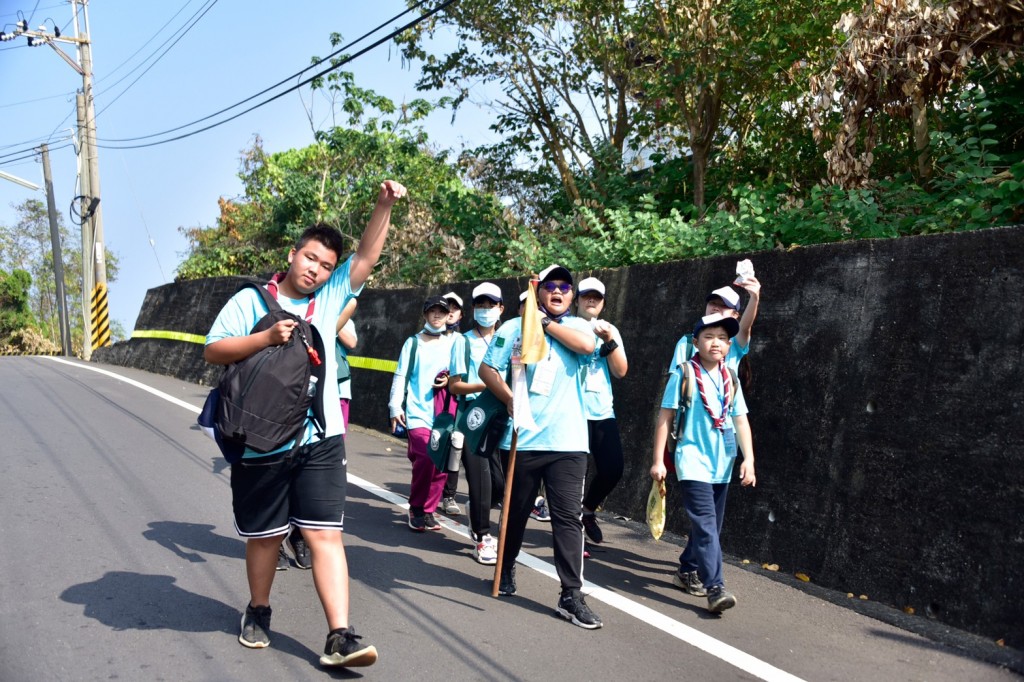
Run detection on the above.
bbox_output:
[402,335,418,412]
[670,361,695,442]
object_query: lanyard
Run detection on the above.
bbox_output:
[266,273,321,365]
[266,273,315,322]
[690,358,731,430]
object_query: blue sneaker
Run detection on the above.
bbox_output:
[530,497,551,522]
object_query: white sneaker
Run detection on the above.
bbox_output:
[473,534,498,565]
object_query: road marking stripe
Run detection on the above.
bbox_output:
[43,356,806,682]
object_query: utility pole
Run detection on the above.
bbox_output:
[40,144,72,356]
[3,0,108,359]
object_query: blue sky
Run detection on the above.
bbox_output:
[0,0,497,335]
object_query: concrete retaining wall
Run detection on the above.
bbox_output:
[95,226,1024,648]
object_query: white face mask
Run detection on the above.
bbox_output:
[474,308,501,328]
[423,322,446,335]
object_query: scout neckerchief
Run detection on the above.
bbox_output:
[689,357,732,429]
[266,273,321,365]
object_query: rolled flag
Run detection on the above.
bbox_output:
[512,278,546,432]
[520,278,547,364]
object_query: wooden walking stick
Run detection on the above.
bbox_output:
[491,429,518,597]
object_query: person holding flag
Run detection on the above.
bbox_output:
[479,265,604,629]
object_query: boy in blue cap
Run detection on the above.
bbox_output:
[650,312,756,614]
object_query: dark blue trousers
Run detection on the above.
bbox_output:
[677,480,730,589]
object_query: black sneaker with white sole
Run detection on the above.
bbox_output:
[239,604,272,648]
[276,545,289,571]
[319,626,378,668]
[706,585,737,613]
[672,569,707,597]
[556,589,603,629]
[288,530,311,569]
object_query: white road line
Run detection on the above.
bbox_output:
[48,357,806,682]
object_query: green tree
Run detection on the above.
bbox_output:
[0,199,121,351]
[177,60,513,286]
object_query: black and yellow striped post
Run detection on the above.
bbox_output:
[90,283,111,350]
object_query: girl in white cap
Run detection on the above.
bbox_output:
[575,276,628,546]
[447,282,506,564]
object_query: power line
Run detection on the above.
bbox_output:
[92,0,220,119]
[96,0,436,145]
[95,0,203,85]
[0,142,73,169]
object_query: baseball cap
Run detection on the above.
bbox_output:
[693,312,740,338]
[472,282,502,302]
[706,286,741,311]
[423,295,451,313]
[442,291,463,309]
[538,264,572,284]
[577,277,605,297]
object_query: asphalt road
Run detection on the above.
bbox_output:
[0,357,1019,681]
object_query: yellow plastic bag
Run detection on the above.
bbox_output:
[646,479,667,540]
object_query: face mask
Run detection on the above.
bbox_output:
[423,322,446,335]
[474,308,501,327]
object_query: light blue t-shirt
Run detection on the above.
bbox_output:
[582,322,624,421]
[669,333,749,373]
[393,333,456,431]
[482,316,592,453]
[660,360,749,484]
[450,328,491,401]
[206,256,361,458]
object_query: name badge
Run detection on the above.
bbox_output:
[584,362,605,392]
[530,358,557,396]
[722,427,737,458]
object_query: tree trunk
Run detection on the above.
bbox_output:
[912,93,931,182]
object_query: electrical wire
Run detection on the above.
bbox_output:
[95,0,202,85]
[97,0,454,150]
[96,0,433,144]
[92,0,220,119]
[0,142,72,168]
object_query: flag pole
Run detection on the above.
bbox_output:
[491,428,518,597]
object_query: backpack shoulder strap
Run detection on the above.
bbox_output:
[671,361,694,441]
[240,282,281,313]
[403,335,418,407]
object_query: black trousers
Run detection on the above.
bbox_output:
[498,449,586,591]
[583,418,624,512]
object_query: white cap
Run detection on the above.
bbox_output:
[472,282,502,302]
[707,286,741,311]
[577,277,605,297]
[537,264,572,284]
[519,290,529,303]
[442,291,463,308]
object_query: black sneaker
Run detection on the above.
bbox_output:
[288,530,311,570]
[319,626,378,668]
[423,512,442,531]
[672,569,707,597]
[239,604,272,648]
[498,565,517,596]
[556,589,603,629]
[408,511,426,532]
[276,545,289,571]
[706,586,737,614]
[582,513,603,544]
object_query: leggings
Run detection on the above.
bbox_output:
[583,418,624,512]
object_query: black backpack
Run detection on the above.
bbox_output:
[211,282,328,458]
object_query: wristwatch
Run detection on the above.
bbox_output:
[599,339,619,357]
[541,317,551,329]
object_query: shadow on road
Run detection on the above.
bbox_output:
[143,521,245,563]
[59,572,319,663]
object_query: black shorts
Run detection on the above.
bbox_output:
[230,435,347,538]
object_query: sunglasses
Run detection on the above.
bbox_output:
[541,282,572,293]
